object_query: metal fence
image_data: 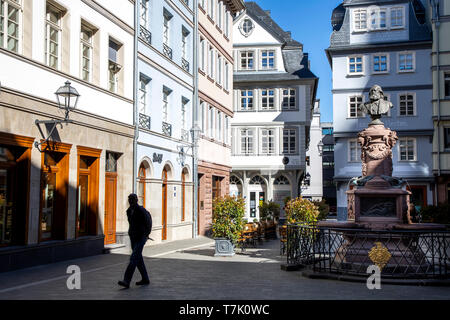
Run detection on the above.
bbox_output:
[286,224,450,279]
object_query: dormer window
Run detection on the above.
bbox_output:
[261,50,275,69]
[239,18,254,37]
[390,7,404,28]
[369,7,387,30]
[353,9,367,31]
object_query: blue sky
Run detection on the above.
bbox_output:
[251,0,343,123]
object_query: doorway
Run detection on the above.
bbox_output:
[162,167,168,241]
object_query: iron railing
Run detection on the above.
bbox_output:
[163,43,172,60]
[139,113,151,130]
[182,58,190,72]
[162,121,172,136]
[286,224,450,279]
[139,25,152,45]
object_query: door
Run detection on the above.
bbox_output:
[408,185,427,212]
[0,161,16,247]
[104,172,117,245]
[249,191,265,220]
[162,168,168,241]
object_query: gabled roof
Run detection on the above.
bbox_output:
[241,1,303,49]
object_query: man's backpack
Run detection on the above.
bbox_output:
[143,207,152,237]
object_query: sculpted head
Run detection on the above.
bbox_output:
[369,85,383,101]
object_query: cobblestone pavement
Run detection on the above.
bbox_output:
[0,237,449,300]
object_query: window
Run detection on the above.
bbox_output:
[218,1,222,30]
[261,129,275,155]
[240,51,254,70]
[349,140,361,162]
[199,0,205,9]
[162,87,171,123]
[390,7,404,28]
[349,95,364,118]
[212,176,222,200]
[323,161,335,168]
[217,54,222,85]
[373,54,388,73]
[353,9,367,31]
[398,138,416,161]
[398,52,415,72]
[240,90,254,111]
[140,0,149,28]
[0,0,20,53]
[181,28,189,60]
[200,38,206,71]
[261,89,275,110]
[45,4,62,69]
[163,10,171,46]
[209,106,214,138]
[348,56,363,74]
[225,116,229,144]
[240,18,254,36]
[283,129,296,154]
[208,0,214,19]
[181,98,188,131]
[137,163,146,207]
[224,11,229,37]
[445,74,450,97]
[282,88,296,110]
[369,7,387,30]
[139,76,149,114]
[200,101,205,133]
[208,45,214,77]
[224,61,229,91]
[323,145,334,152]
[444,128,450,149]
[216,110,221,141]
[108,39,121,93]
[399,93,415,116]
[80,24,93,82]
[261,50,275,69]
[240,129,254,154]
[274,176,290,185]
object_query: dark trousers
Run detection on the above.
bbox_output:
[123,235,149,284]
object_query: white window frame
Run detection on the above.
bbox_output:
[1,0,22,53]
[224,61,229,91]
[348,95,365,118]
[208,0,214,20]
[372,53,389,74]
[208,105,214,138]
[260,89,275,110]
[181,28,189,60]
[217,1,222,30]
[163,12,170,46]
[140,0,149,28]
[108,39,121,93]
[397,51,415,73]
[200,100,206,133]
[398,137,417,162]
[217,54,222,85]
[281,88,296,110]
[139,75,150,114]
[390,7,405,29]
[260,49,275,70]
[162,87,171,123]
[239,50,255,70]
[45,3,62,70]
[239,89,254,111]
[348,139,362,162]
[348,55,364,75]
[208,45,214,78]
[260,128,276,155]
[368,7,387,31]
[225,115,229,145]
[282,128,297,155]
[200,37,206,71]
[240,128,254,155]
[398,92,416,116]
[224,10,229,38]
[80,23,93,82]
[181,98,188,131]
[353,8,367,32]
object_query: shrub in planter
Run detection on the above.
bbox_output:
[285,197,320,226]
[212,195,246,244]
[259,201,281,222]
[312,199,330,221]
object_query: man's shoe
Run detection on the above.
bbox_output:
[118,280,130,289]
[136,279,150,286]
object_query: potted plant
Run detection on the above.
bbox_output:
[212,195,246,257]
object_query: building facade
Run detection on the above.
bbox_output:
[230,2,318,222]
[429,0,450,204]
[134,0,195,245]
[196,0,244,235]
[0,0,135,271]
[320,122,337,215]
[327,0,434,221]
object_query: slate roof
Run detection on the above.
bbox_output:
[328,0,431,49]
[234,2,318,83]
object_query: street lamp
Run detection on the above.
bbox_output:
[304,173,311,186]
[35,81,80,151]
[317,140,324,157]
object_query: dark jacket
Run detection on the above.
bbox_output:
[127,204,149,240]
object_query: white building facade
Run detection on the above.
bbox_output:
[230,2,318,221]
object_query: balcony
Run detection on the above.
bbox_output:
[182,58,190,72]
[163,43,172,60]
[162,121,172,136]
[139,25,152,45]
[181,129,189,141]
[139,113,151,130]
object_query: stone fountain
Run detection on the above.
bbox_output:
[318,85,445,274]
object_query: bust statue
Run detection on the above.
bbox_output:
[359,85,393,125]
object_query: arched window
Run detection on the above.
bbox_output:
[249,175,265,185]
[137,163,146,207]
[274,175,290,185]
[181,168,188,222]
[230,175,242,185]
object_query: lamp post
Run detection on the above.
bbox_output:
[35,81,79,151]
[317,140,324,157]
[191,124,201,238]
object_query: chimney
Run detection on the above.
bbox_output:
[286,31,291,39]
[265,10,271,16]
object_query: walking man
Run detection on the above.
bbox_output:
[118,193,152,288]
